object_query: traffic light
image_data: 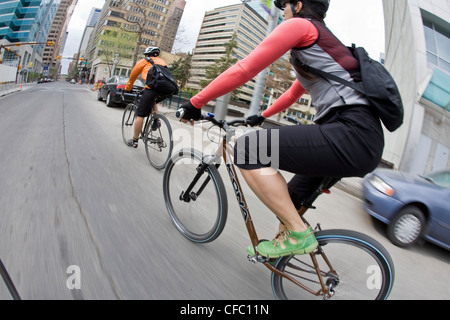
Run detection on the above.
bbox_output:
[56,56,61,60]
[47,41,55,46]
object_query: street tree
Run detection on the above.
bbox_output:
[97,27,138,77]
[169,53,192,89]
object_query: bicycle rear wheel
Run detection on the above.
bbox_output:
[121,103,136,145]
[163,149,228,243]
[271,229,395,300]
[144,114,173,170]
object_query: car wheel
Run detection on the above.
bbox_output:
[97,90,103,101]
[387,206,426,247]
[106,92,114,107]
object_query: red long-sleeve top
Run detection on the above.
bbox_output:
[190,18,318,118]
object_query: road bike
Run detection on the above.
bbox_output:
[162,111,395,300]
[121,90,173,170]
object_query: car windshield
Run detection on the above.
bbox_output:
[426,171,450,188]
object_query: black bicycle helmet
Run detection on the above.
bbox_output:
[274,0,330,12]
[144,46,160,57]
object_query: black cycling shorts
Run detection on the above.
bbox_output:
[233,105,385,208]
[136,88,162,117]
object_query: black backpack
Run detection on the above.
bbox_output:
[300,45,404,132]
[145,57,179,96]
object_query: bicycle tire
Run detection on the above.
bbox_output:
[163,148,228,243]
[271,229,395,300]
[144,114,173,170]
[121,103,136,145]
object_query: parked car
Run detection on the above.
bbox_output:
[283,115,301,125]
[97,75,145,107]
[362,168,450,250]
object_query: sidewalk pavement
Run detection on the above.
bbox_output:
[335,177,364,199]
[0,84,22,97]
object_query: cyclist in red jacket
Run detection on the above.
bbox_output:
[179,0,384,258]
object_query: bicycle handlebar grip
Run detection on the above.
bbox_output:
[175,108,184,119]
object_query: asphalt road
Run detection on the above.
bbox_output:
[0,82,448,300]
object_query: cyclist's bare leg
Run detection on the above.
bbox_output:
[240,167,308,234]
[134,116,145,140]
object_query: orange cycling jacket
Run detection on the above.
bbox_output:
[125,56,167,91]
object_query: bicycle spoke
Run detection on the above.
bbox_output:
[272,230,394,300]
[145,114,173,170]
[163,149,228,243]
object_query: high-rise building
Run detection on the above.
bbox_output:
[85,0,186,82]
[0,0,44,43]
[42,0,78,74]
[76,8,102,81]
[381,0,449,173]
[0,0,62,78]
[160,0,186,53]
[187,2,269,105]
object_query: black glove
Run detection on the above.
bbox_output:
[179,101,202,121]
[246,114,265,127]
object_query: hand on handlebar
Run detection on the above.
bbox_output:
[246,114,265,127]
[177,101,202,124]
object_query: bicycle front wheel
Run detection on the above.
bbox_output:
[144,114,173,170]
[122,103,136,145]
[272,229,395,300]
[163,149,228,243]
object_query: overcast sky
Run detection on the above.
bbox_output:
[62,0,385,73]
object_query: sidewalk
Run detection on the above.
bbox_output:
[0,84,22,97]
[335,177,364,199]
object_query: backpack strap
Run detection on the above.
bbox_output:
[145,57,155,65]
[297,60,366,95]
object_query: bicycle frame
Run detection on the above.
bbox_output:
[123,91,156,142]
[203,120,338,298]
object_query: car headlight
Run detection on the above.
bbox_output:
[369,175,395,197]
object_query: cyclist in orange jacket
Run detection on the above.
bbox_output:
[125,46,167,148]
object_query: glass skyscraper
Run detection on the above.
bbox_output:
[0,0,60,49]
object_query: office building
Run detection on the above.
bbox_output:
[187,2,269,105]
[85,0,186,82]
[160,0,186,53]
[0,0,76,79]
[42,0,78,75]
[382,0,449,173]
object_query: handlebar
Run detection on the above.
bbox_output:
[176,108,248,130]
[121,88,144,101]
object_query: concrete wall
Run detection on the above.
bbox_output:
[382,0,449,173]
[0,64,17,83]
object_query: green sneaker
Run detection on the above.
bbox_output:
[246,245,256,256]
[257,227,318,258]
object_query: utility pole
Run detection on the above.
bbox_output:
[248,4,280,116]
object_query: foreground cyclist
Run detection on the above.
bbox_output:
[179,0,384,258]
[125,47,167,148]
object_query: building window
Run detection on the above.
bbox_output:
[422,13,450,73]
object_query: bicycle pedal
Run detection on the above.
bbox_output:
[247,254,273,264]
[247,255,258,264]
